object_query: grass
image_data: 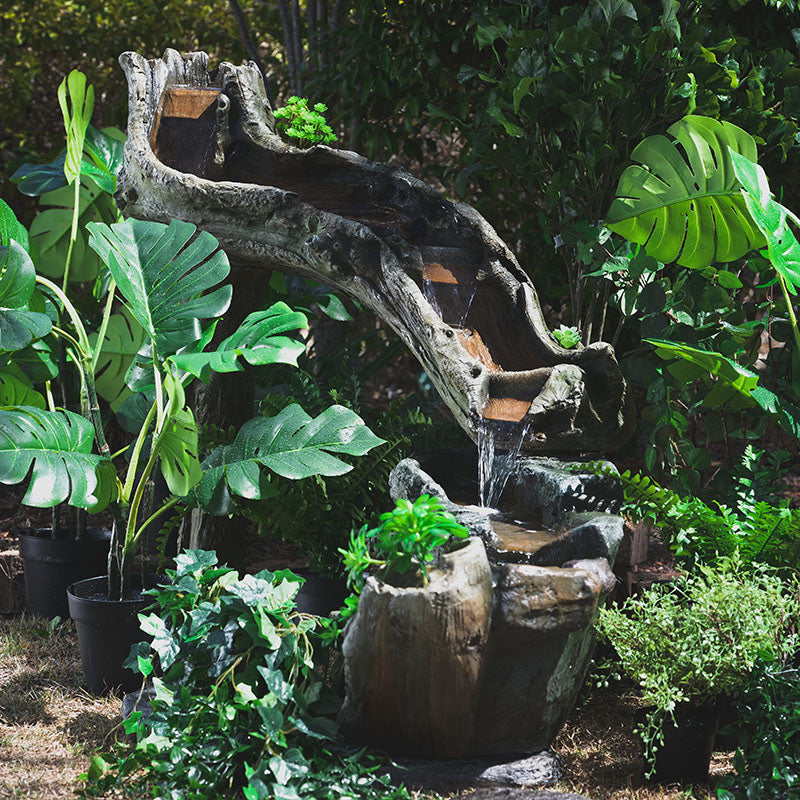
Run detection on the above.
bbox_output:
[0,615,119,799]
[0,613,732,800]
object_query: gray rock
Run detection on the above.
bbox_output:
[121,684,155,720]
[387,750,563,792]
[459,790,592,800]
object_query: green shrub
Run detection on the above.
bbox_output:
[717,664,800,800]
[596,559,798,774]
[82,549,416,799]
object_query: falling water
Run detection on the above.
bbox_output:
[422,279,477,328]
[478,417,531,509]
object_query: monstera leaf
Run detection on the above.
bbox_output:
[0,368,45,408]
[607,116,765,268]
[729,149,800,292]
[82,126,126,194]
[86,219,232,357]
[0,241,52,350]
[0,199,29,252]
[89,306,146,411]
[11,127,125,198]
[170,304,308,382]
[0,406,115,509]
[158,406,203,497]
[29,177,117,282]
[197,404,385,515]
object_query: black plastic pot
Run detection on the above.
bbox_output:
[66,575,153,695]
[293,568,347,616]
[653,704,719,783]
[19,528,111,619]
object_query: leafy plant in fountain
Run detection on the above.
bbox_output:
[274,96,337,146]
[338,494,468,622]
[596,559,797,776]
[83,549,415,799]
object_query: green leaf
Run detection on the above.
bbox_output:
[729,149,800,292]
[170,304,307,382]
[0,199,29,252]
[0,406,115,509]
[10,155,70,197]
[86,219,232,357]
[89,306,146,411]
[197,404,385,514]
[58,70,94,185]
[513,76,533,114]
[82,126,126,194]
[607,116,765,268]
[645,338,759,395]
[29,177,115,282]
[158,406,203,497]
[0,241,52,350]
[0,369,46,408]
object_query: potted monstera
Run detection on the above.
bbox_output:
[0,212,383,693]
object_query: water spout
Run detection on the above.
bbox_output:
[478,417,531,509]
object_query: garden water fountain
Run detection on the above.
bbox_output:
[116,49,633,786]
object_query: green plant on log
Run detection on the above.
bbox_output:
[337,494,469,624]
[82,549,416,800]
[596,559,797,775]
[274,96,337,146]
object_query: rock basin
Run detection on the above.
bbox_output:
[339,449,623,760]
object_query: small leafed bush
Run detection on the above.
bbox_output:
[596,559,798,774]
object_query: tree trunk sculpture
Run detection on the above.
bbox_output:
[115,49,634,454]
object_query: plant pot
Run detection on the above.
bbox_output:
[66,575,153,695]
[652,704,719,783]
[293,568,347,616]
[20,528,111,619]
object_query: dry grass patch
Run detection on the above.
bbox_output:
[0,615,120,799]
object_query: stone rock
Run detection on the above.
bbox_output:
[386,750,563,792]
[459,790,592,800]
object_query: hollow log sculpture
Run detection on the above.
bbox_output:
[116,49,634,453]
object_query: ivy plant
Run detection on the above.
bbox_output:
[82,550,416,800]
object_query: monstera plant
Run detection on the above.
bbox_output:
[607,114,800,441]
[0,210,383,602]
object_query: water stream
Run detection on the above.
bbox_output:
[422,279,476,328]
[477,417,531,509]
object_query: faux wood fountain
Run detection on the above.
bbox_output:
[116,49,632,787]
